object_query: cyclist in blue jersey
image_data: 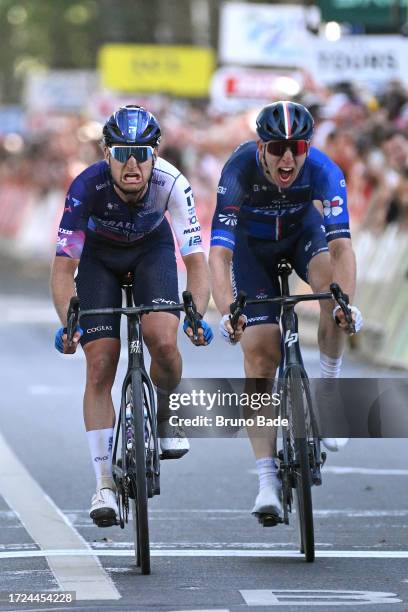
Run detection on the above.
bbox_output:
[51,105,213,527]
[209,101,363,520]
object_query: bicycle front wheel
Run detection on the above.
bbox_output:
[287,368,315,563]
[128,371,150,574]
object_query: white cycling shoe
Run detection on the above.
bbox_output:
[321,437,349,452]
[89,487,118,527]
[252,484,283,522]
[158,419,190,459]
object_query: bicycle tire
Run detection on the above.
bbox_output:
[287,367,315,562]
[129,370,150,574]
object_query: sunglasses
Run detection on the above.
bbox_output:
[109,145,154,163]
[266,140,309,157]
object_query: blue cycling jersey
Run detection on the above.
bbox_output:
[211,141,350,250]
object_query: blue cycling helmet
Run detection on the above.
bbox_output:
[256,101,314,141]
[103,105,161,147]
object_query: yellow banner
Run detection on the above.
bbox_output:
[99,44,215,97]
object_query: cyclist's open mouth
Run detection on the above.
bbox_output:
[278,167,295,183]
[123,172,142,184]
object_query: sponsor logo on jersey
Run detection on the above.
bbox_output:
[218,213,237,227]
[247,316,268,323]
[59,228,73,235]
[152,298,177,305]
[70,195,82,207]
[106,202,119,211]
[253,184,260,192]
[323,195,344,217]
[152,178,165,187]
[340,179,346,187]
[96,182,108,191]
[217,185,227,195]
[86,325,113,334]
[183,226,201,234]
[256,290,268,299]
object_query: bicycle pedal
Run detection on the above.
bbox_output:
[311,470,322,486]
[160,449,188,460]
[254,512,282,527]
[91,514,118,528]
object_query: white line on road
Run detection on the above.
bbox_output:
[0,549,408,559]
[0,431,120,601]
[248,467,408,476]
[323,466,408,476]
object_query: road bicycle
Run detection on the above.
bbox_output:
[230,259,353,562]
[67,273,199,574]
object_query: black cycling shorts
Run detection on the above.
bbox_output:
[76,218,180,346]
[232,207,329,327]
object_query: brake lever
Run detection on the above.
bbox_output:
[66,296,80,348]
[229,290,247,341]
[330,283,355,334]
[182,290,199,343]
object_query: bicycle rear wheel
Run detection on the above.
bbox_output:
[287,367,315,562]
[128,371,150,574]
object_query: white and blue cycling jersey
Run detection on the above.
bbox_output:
[56,157,203,259]
[211,141,350,250]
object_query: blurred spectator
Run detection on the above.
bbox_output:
[1,81,408,258]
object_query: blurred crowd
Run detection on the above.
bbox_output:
[1,79,408,247]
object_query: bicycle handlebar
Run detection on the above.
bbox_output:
[65,292,201,344]
[229,283,355,334]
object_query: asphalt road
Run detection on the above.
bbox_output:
[0,280,407,611]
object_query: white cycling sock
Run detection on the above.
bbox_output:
[87,428,114,490]
[256,457,280,491]
[320,352,342,378]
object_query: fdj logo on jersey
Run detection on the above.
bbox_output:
[323,195,343,217]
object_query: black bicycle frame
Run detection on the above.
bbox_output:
[113,280,159,490]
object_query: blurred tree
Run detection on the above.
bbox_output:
[0,0,222,104]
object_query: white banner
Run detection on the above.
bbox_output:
[310,36,408,85]
[219,2,315,68]
[24,70,98,112]
[210,67,304,111]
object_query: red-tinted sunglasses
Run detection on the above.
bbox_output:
[266,140,309,157]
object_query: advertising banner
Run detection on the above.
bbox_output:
[99,44,215,97]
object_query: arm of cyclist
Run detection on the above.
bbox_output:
[182,252,213,346]
[328,238,362,333]
[50,256,83,353]
[209,245,246,343]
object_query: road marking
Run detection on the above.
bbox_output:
[240,589,402,606]
[248,467,408,476]
[0,431,120,601]
[0,549,407,559]
[323,466,408,476]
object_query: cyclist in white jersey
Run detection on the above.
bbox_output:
[51,105,213,527]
